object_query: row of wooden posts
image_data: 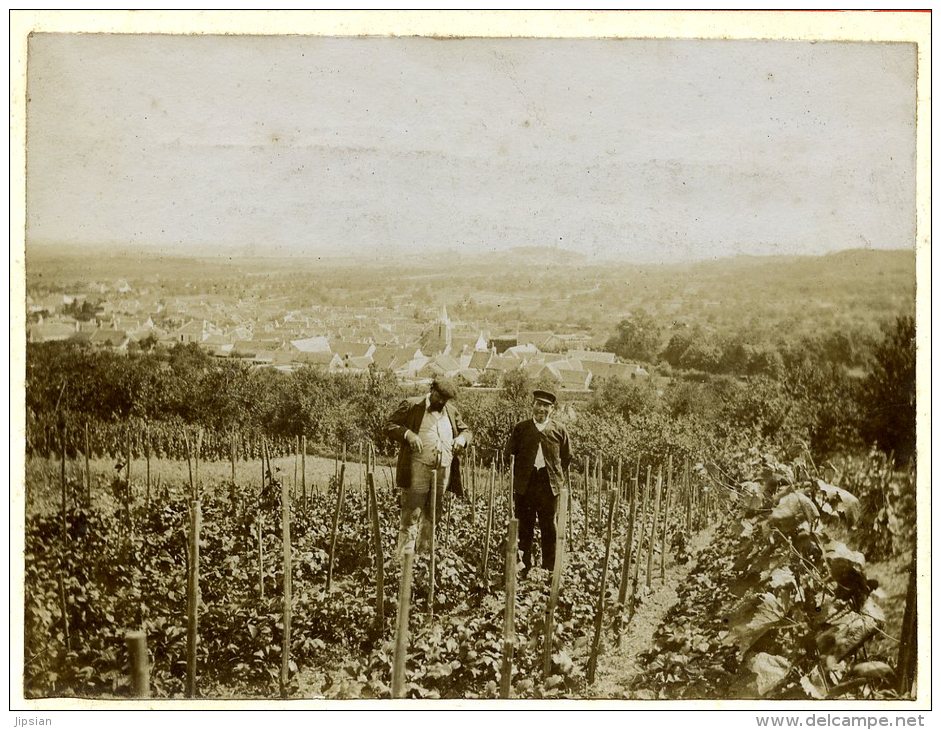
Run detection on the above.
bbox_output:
[53,420,711,698]
[390,452,711,698]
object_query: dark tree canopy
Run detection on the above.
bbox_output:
[605,310,662,363]
[859,315,916,464]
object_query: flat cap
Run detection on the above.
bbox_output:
[533,389,557,405]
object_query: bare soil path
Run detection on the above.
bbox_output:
[588,527,716,699]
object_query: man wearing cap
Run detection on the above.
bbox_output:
[385,377,472,558]
[505,389,572,577]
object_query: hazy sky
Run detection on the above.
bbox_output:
[25,34,916,262]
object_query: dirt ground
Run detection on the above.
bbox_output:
[586,527,715,699]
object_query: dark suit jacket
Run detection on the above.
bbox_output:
[385,396,473,497]
[504,418,572,497]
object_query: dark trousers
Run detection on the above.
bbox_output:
[514,468,557,572]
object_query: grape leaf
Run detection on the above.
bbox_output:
[750,652,791,696]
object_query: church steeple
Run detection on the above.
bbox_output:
[437,304,452,353]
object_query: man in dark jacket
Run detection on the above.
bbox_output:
[505,389,571,576]
[385,377,472,558]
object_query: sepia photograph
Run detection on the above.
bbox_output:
[10,9,929,715]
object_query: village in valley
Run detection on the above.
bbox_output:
[25,275,651,394]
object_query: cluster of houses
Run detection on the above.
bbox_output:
[27,290,649,392]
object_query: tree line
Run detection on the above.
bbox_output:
[25,313,915,468]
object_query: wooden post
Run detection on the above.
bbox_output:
[646,466,664,589]
[293,436,299,496]
[566,466,574,545]
[499,518,519,699]
[367,472,385,629]
[582,456,589,546]
[280,459,292,698]
[195,428,203,498]
[896,554,917,695]
[660,456,673,581]
[186,499,201,698]
[543,489,568,676]
[628,466,651,620]
[615,472,639,644]
[57,569,71,652]
[231,432,237,484]
[479,465,496,592]
[508,455,515,520]
[444,487,453,547]
[392,545,416,699]
[469,451,477,523]
[617,458,623,503]
[301,435,307,504]
[428,469,437,617]
[685,458,692,533]
[60,421,68,536]
[125,630,151,698]
[125,427,132,504]
[144,426,151,511]
[326,462,346,591]
[260,436,266,498]
[257,518,264,600]
[184,428,195,500]
[83,421,91,502]
[587,490,619,684]
[595,456,603,534]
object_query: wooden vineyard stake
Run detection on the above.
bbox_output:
[392,545,416,699]
[479,465,496,593]
[615,471,639,645]
[566,466,574,545]
[125,630,151,698]
[587,490,619,685]
[259,437,265,498]
[326,461,346,592]
[595,455,602,535]
[617,459,623,503]
[428,469,437,617]
[646,466,664,590]
[542,488,568,677]
[896,553,917,695]
[628,466,651,621]
[301,435,307,504]
[144,426,151,511]
[257,519,264,600]
[660,456,673,581]
[184,428,195,500]
[294,436,299,496]
[83,421,91,502]
[367,471,385,629]
[60,421,68,540]
[195,428,204,499]
[125,427,132,506]
[582,456,589,546]
[684,458,692,533]
[444,488,453,547]
[57,569,71,652]
[186,498,202,698]
[231,432,237,484]
[508,455,515,520]
[499,518,519,699]
[280,460,293,698]
[469,450,477,523]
